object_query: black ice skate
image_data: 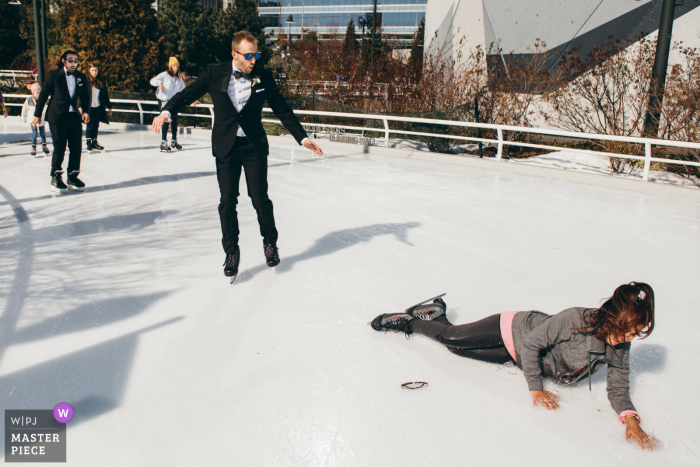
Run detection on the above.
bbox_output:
[406,296,447,321]
[92,140,104,151]
[263,240,280,268]
[42,143,50,155]
[224,245,241,284]
[86,138,95,153]
[171,140,182,151]
[67,171,85,192]
[51,171,67,194]
[160,140,171,152]
[370,313,414,337]
[31,145,37,157]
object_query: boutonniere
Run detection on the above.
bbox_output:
[252,77,261,86]
[76,77,82,84]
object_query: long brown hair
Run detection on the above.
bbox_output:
[167,65,180,78]
[86,63,103,89]
[581,282,655,341]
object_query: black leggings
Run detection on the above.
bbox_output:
[411,314,514,364]
[158,99,178,140]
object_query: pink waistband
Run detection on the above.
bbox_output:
[500,312,518,362]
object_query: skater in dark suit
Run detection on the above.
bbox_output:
[152,30,324,280]
[33,50,91,193]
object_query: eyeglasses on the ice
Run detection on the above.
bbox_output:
[234,51,261,61]
[401,381,428,389]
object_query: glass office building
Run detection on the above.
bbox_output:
[257,0,426,45]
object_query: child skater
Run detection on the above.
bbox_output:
[371,282,657,450]
[21,83,50,157]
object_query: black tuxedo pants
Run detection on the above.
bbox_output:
[49,113,82,176]
[216,137,278,255]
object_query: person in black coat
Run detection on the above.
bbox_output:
[152,31,324,281]
[85,62,112,152]
[33,50,91,193]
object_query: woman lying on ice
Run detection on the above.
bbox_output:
[371,282,657,450]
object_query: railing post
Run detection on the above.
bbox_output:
[136,102,143,125]
[496,128,503,161]
[383,118,389,147]
[643,142,651,181]
[209,106,215,127]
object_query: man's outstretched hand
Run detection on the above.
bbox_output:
[303,139,324,156]
[152,114,172,134]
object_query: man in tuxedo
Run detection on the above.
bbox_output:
[152,31,323,280]
[33,50,90,193]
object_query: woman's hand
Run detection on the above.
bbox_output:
[158,83,164,90]
[531,390,560,410]
[625,415,657,451]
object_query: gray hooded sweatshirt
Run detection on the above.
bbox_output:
[512,307,636,416]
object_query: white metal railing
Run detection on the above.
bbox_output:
[3,94,699,183]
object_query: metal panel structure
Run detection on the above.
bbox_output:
[426,0,700,71]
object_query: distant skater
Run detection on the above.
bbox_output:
[85,62,112,153]
[0,89,7,118]
[33,50,90,193]
[150,57,186,152]
[371,282,658,450]
[152,31,324,282]
[21,82,50,157]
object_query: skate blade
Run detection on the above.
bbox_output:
[66,185,85,192]
[50,187,66,194]
[229,272,239,284]
[273,266,277,274]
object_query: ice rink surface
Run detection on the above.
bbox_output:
[1,123,699,466]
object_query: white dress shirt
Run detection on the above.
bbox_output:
[65,68,76,112]
[229,63,252,137]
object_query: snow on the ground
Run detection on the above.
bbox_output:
[0,122,699,466]
[512,150,700,188]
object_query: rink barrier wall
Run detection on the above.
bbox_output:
[3,94,699,197]
[261,135,700,202]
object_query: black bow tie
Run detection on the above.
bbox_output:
[233,70,251,80]
[65,70,75,76]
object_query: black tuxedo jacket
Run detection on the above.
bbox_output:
[34,67,90,124]
[162,62,308,159]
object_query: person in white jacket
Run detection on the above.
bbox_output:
[21,82,50,157]
[150,57,186,152]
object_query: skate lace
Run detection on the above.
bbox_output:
[416,309,432,320]
[264,243,278,259]
[383,316,412,339]
[223,253,239,267]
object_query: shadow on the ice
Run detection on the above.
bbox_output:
[8,292,171,345]
[0,210,174,250]
[236,221,421,283]
[629,343,667,376]
[0,171,215,207]
[0,317,183,459]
